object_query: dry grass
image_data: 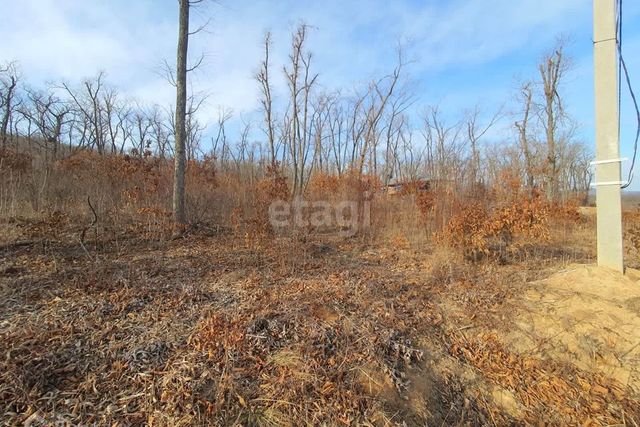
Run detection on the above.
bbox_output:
[2,209,638,425]
[1,148,640,425]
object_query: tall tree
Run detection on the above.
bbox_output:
[171,0,208,226]
[284,24,318,196]
[357,50,403,176]
[538,41,569,203]
[515,83,535,194]
[173,0,191,226]
[256,31,276,167]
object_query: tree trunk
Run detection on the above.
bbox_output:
[516,84,535,195]
[1,76,17,145]
[173,0,189,226]
[539,46,565,204]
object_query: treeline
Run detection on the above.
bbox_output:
[0,26,592,204]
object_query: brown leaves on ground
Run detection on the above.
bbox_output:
[450,333,638,425]
[0,233,470,426]
[1,212,639,425]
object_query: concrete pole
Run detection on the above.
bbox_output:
[593,0,624,272]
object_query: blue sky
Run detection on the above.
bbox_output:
[2,0,640,188]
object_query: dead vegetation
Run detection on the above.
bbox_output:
[2,144,640,425]
[1,8,638,424]
[0,57,636,424]
[1,173,639,426]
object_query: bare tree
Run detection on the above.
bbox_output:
[382,92,413,184]
[256,31,277,167]
[172,0,190,225]
[422,106,464,184]
[326,95,347,175]
[149,105,172,158]
[172,0,210,227]
[309,93,333,176]
[357,49,404,176]
[465,105,501,186]
[103,87,129,154]
[61,72,109,154]
[117,103,135,155]
[284,24,318,196]
[132,106,152,157]
[538,40,569,203]
[21,87,71,159]
[515,82,535,194]
[0,62,20,145]
[211,107,232,168]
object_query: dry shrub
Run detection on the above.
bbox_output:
[48,150,226,238]
[370,192,425,245]
[307,171,340,196]
[333,172,378,237]
[11,210,70,239]
[425,247,470,286]
[232,165,290,245]
[55,151,169,206]
[343,170,377,194]
[185,156,231,225]
[0,148,37,215]
[415,191,435,223]
[0,148,32,173]
[439,194,549,261]
[438,202,491,260]
[491,169,524,204]
[307,170,377,204]
[418,183,461,232]
[388,232,410,250]
[549,197,582,223]
[259,165,289,201]
[54,152,176,238]
[488,195,550,245]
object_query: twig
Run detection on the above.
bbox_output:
[80,196,98,242]
[79,195,98,259]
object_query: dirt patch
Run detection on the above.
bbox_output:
[506,265,640,389]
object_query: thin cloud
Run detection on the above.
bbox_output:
[0,0,637,146]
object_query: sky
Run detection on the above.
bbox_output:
[2,0,640,189]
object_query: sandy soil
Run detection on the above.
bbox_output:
[509,265,640,388]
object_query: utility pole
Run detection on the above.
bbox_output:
[593,0,624,272]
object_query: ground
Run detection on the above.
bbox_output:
[1,215,639,426]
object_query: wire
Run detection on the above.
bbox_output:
[617,0,622,140]
[618,0,640,189]
[619,55,640,188]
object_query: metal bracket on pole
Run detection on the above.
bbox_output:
[590,157,628,166]
[590,181,629,187]
[590,158,628,187]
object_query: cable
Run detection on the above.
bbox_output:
[617,0,640,189]
[619,55,640,188]
[617,0,622,141]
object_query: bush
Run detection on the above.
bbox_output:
[439,194,549,261]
